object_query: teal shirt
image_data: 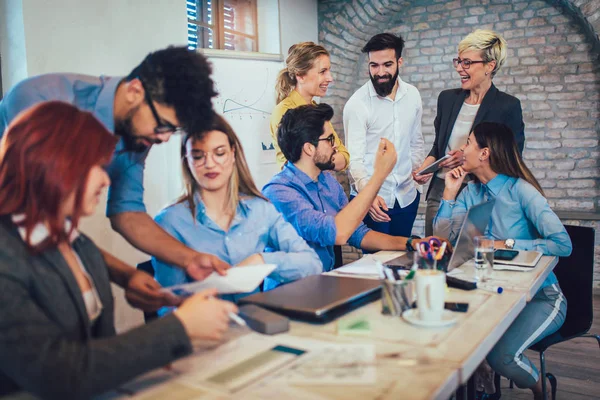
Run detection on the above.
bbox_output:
[0,73,147,216]
[434,174,572,289]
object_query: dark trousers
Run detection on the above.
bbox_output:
[352,193,420,238]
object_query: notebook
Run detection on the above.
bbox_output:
[493,250,543,271]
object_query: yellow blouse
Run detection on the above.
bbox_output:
[269,90,350,170]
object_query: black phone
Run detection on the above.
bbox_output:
[494,249,519,261]
[444,302,469,312]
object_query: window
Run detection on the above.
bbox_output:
[187,0,258,52]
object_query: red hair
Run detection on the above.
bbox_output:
[0,101,118,251]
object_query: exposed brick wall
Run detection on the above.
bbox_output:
[318,0,600,288]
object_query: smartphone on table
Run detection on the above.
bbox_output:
[494,249,519,261]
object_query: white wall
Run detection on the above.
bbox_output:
[279,0,319,55]
[1,0,318,332]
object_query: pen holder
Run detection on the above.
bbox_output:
[414,251,447,271]
[381,279,415,317]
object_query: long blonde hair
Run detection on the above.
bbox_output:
[275,42,329,104]
[178,114,266,217]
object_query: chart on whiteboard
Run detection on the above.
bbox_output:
[209,57,283,189]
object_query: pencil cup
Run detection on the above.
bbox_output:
[381,280,415,317]
[413,251,440,271]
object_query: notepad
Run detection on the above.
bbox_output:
[162,264,277,296]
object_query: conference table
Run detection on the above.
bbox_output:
[6,251,557,400]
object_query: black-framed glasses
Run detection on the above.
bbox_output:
[316,133,335,147]
[452,58,486,69]
[138,78,184,135]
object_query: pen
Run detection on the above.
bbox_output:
[228,312,247,326]
[477,284,503,294]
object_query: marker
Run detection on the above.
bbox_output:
[228,312,247,326]
[477,284,503,294]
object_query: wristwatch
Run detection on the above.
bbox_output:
[504,238,515,249]
[406,235,421,252]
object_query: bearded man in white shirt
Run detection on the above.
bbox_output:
[343,33,425,239]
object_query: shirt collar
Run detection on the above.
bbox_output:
[367,76,407,101]
[11,214,80,246]
[288,90,316,106]
[483,174,510,197]
[93,75,122,133]
[285,162,321,186]
[192,192,252,226]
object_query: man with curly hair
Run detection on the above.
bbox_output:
[0,46,228,312]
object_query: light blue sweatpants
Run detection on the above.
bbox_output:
[486,283,567,388]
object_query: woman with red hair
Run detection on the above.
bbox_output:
[0,101,237,399]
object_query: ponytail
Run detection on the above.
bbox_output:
[275,67,297,104]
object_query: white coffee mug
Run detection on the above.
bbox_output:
[416,269,446,322]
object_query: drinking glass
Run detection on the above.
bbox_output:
[474,236,494,282]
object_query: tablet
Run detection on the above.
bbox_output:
[416,154,451,176]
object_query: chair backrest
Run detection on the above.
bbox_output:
[554,225,595,337]
[137,260,155,277]
[136,260,158,323]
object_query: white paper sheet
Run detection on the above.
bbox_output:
[162,264,277,295]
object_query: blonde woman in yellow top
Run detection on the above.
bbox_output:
[271,42,349,171]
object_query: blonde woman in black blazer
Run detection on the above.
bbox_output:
[414,30,525,236]
[0,102,237,399]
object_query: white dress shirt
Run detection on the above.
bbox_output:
[344,77,425,208]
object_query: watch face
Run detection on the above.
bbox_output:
[505,239,515,249]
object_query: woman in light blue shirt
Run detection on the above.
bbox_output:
[434,122,571,400]
[152,114,322,303]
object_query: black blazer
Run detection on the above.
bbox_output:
[426,84,525,197]
[0,216,192,400]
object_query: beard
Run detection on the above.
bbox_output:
[314,151,335,171]
[370,68,399,97]
[114,107,159,153]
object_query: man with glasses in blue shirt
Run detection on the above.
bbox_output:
[0,46,229,311]
[263,103,445,271]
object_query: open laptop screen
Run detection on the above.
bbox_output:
[446,200,495,272]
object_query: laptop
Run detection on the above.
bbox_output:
[238,275,381,323]
[384,200,496,273]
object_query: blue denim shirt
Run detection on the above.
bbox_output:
[262,163,370,271]
[434,174,572,289]
[151,194,322,301]
[0,73,147,216]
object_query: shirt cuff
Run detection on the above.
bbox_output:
[437,199,456,219]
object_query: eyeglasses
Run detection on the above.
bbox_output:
[138,78,184,135]
[186,147,232,167]
[316,134,335,147]
[452,58,486,69]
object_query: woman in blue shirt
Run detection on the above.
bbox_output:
[434,122,571,400]
[152,114,321,302]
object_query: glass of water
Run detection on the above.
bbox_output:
[474,236,494,282]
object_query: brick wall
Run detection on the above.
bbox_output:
[317,0,600,288]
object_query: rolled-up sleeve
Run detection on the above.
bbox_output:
[263,183,337,247]
[106,152,147,216]
[260,203,322,283]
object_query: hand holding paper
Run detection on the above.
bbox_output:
[163,264,277,297]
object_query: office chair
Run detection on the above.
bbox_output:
[503,225,599,400]
[136,260,159,323]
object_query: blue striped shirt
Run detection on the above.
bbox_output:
[434,174,572,289]
[263,163,370,271]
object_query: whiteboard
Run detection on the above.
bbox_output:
[207,56,284,190]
